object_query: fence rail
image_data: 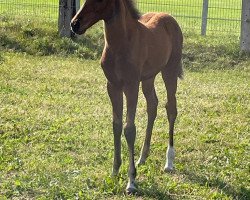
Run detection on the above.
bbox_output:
[0,0,243,36]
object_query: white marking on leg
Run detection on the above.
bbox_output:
[136,156,145,166]
[164,146,175,172]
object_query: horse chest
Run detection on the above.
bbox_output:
[101,54,141,85]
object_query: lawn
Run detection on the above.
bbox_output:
[0,18,250,199]
[0,0,249,199]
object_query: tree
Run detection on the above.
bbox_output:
[58,0,79,38]
[241,0,250,52]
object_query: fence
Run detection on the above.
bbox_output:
[0,0,243,36]
[0,0,58,20]
[137,0,242,35]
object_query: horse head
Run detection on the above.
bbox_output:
[71,0,117,34]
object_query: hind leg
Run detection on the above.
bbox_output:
[161,69,178,172]
[137,77,158,166]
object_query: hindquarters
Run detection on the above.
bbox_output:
[140,13,183,80]
[163,14,183,79]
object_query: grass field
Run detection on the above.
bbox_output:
[0,49,249,199]
[0,0,249,199]
[0,8,250,199]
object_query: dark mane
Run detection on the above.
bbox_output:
[124,0,141,19]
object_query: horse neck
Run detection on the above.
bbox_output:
[104,0,137,49]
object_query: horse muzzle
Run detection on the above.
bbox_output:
[71,19,80,33]
[70,20,86,35]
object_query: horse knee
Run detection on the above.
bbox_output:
[147,93,158,119]
[113,121,122,135]
[124,124,136,145]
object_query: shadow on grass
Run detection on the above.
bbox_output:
[135,184,172,200]
[103,174,173,199]
[0,16,103,59]
[0,32,103,59]
[180,170,249,200]
[0,35,26,52]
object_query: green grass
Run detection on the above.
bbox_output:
[0,0,59,20]
[0,13,250,199]
[0,1,249,199]
[0,51,249,199]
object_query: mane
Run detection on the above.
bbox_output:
[124,0,141,19]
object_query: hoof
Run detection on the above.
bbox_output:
[126,182,137,195]
[164,166,175,173]
[126,186,137,195]
[111,166,120,176]
[165,146,175,173]
[136,159,146,167]
[111,170,119,177]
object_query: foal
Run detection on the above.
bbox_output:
[71,0,183,194]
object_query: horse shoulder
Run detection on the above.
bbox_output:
[101,48,118,84]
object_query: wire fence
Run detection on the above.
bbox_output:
[137,0,242,35]
[0,0,242,35]
[0,0,58,20]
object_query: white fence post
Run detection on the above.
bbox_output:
[201,0,209,35]
[240,0,250,52]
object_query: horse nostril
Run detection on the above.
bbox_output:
[71,20,80,33]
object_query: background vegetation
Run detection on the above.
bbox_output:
[0,0,249,199]
[0,0,242,34]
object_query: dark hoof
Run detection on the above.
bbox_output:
[111,171,119,177]
[136,159,146,167]
[126,182,137,195]
[126,187,137,195]
[164,166,175,173]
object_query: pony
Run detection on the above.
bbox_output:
[71,0,183,194]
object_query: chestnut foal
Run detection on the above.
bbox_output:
[71,0,183,194]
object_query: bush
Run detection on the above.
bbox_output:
[0,16,104,59]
